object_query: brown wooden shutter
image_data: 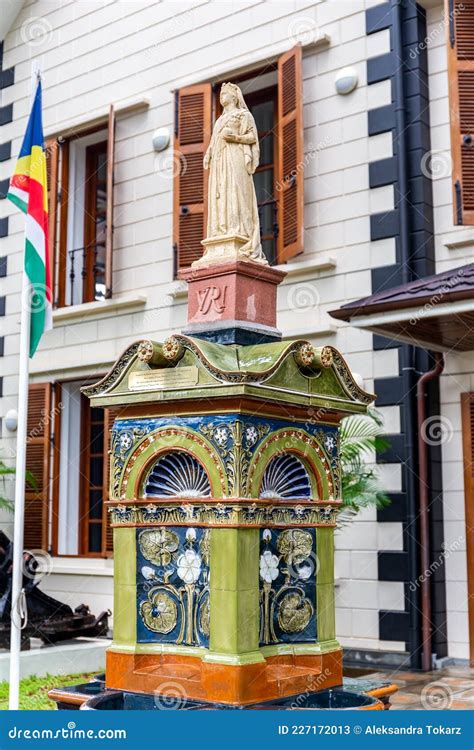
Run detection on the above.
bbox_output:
[45,139,59,283]
[277,44,304,262]
[447,0,474,224]
[461,392,474,665]
[102,407,123,554]
[173,83,212,270]
[56,139,70,309]
[105,105,115,298]
[25,383,52,551]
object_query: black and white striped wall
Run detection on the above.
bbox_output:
[366,0,447,668]
[0,39,15,413]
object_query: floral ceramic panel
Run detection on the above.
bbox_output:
[259,527,317,645]
[136,526,210,647]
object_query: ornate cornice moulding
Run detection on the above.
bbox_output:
[108,501,340,528]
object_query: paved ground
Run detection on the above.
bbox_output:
[363,665,474,710]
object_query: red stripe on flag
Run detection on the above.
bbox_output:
[26,178,52,304]
[10,173,30,192]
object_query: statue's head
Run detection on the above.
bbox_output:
[220,82,247,110]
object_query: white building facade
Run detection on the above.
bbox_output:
[0,0,472,668]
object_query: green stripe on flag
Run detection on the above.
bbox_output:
[7,192,28,214]
[25,238,46,357]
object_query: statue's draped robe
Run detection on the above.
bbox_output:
[205,109,265,262]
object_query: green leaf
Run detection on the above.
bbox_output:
[338,409,392,526]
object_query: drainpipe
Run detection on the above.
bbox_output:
[391,0,421,667]
[391,0,410,286]
[416,352,445,672]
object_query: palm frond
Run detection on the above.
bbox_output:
[0,460,25,513]
[337,409,391,527]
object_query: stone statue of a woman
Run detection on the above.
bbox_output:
[195,82,268,266]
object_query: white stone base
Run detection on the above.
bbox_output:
[0,637,111,681]
[193,234,249,267]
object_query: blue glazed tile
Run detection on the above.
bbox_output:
[136,525,210,648]
[259,527,317,645]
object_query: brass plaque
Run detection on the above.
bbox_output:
[128,366,199,392]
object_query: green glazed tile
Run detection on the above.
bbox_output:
[113,583,136,647]
[317,582,336,642]
[316,528,334,585]
[210,528,259,591]
[113,528,136,586]
[209,588,259,654]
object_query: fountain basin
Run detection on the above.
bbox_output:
[76,686,383,711]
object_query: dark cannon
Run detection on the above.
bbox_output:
[0,531,110,649]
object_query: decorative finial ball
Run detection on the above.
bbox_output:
[296,343,315,368]
[319,346,333,368]
[163,336,184,362]
[137,340,154,363]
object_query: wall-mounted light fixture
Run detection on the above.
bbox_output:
[152,127,171,152]
[335,67,358,95]
[4,409,18,432]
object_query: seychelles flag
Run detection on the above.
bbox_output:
[7,79,52,357]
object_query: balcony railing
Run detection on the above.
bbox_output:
[68,244,106,306]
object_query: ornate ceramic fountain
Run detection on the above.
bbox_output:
[50,83,397,711]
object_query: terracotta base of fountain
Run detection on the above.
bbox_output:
[105,649,343,705]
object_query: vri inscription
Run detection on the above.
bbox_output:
[197,285,227,315]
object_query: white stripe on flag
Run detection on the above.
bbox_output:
[8,185,29,205]
[25,212,47,266]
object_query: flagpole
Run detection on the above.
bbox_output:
[8,63,40,711]
[8,269,31,710]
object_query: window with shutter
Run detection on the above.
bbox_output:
[52,107,115,307]
[447,0,474,224]
[277,44,304,261]
[25,383,52,552]
[461,393,474,665]
[173,84,212,270]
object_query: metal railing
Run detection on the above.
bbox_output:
[68,243,105,306]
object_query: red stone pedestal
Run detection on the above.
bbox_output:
[178,260,286,345]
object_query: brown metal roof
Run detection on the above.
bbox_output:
[330,263,474,320]
[329,263,474,352]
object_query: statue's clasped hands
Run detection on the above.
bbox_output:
[222,126,239,143]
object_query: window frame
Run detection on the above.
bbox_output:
[83,139,108,304]
[48,375,113,559]
[48,107,115,309]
